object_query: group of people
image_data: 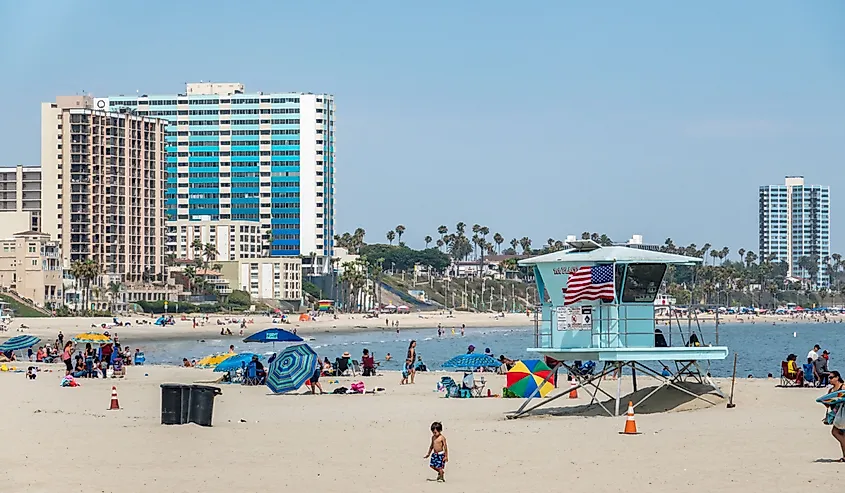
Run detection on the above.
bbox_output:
[65,335,139,379]
[785,344,832,386]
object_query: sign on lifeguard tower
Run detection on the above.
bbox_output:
[556,306,592,331]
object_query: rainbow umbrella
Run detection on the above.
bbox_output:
[196,354,233,368]
[506,360,556,398]
[72,332,112,345]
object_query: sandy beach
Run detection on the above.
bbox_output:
[1,358,844,492]
[2,311,837,347]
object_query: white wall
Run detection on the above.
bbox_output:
[298,95,317,256]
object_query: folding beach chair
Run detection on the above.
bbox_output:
[440,376,470,398]
[351,359,361,376]
[779,361,801,387]
[462,372,486,397]
[335,357,354,376]
[243,361,260,386]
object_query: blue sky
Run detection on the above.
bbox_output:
[1,1,842,255]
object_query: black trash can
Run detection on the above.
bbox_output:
[160,383,191,425]
[188,384,222,427]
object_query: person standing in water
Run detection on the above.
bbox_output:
[406,340,417,384]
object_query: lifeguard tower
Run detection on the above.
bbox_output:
[509,240,728,418]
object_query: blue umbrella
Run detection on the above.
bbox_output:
[442,354,501,370]
[266,344,317,394]
[214,352,261,372]
[0,335,41,352]
[243,328,303,344]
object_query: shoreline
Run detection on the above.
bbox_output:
[2,312,841,346]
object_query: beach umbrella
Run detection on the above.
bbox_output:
[214,352,261,372]
[196,354,233,368]
[0,335,41,352]
[266,343,317,394]
[506,360,555,398]
[72,332,112,344]
[243,328,302,344]
[441,354,501,370]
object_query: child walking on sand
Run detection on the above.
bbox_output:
[424,421,448,482]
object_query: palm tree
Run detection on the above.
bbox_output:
[184,265,197,294]
[472,224,481,237]
[738,248,746,264]
[581,232,590,240]
[395,225,405,244]
[456,222,466,236]
[519,237,532,255]
[424,235,433,249]
[509,238,519,252]
[436,238,444,250]
[493,233,504,253]
[437,225,448,238]
[386,230,396,245]
[108,281,122,314]
[203,242,218,272]
[191,238,204,262]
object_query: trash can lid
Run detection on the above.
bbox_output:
[160,383,190,388]
[191,384,222,394]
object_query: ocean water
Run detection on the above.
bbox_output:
[132,322,845,377]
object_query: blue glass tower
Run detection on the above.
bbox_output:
[104,83,335,269]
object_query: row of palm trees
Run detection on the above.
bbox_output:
[184,238,221,294]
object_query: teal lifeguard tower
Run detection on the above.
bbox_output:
[510,240,729,418]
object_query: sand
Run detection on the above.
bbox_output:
[1,363,842,492]
[2,311,834,347]
[1,311,534,345]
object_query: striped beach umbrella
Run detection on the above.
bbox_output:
[0,335,41,352]
[441,354,501,370]
[266,344,317,394]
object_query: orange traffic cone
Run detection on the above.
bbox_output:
[568,378,578,399]
[621,401,639,435]
[108,386,120,410]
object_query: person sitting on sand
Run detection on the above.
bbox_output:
[803,358,817,386]
[183,358,192,367]
[499,355,515,369]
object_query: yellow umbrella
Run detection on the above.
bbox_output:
[195,354,232,368]
[72,332,113,344]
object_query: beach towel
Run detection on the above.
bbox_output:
[834,404,845,430]
[350,381,365,393]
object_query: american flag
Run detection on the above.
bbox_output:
[563,264,616,305]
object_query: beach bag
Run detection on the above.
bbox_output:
[332,387,348,394]
[833,404,845,430]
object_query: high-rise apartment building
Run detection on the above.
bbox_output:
[0,164,42,232]
[103,83,336,274]
[40,96,169,283]
[759,176,830,287]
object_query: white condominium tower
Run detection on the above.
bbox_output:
[759,176,830,287]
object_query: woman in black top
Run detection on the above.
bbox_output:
[407,340,417,384]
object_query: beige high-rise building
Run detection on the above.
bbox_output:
[0,165,42,233]
[40,95,169,283]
